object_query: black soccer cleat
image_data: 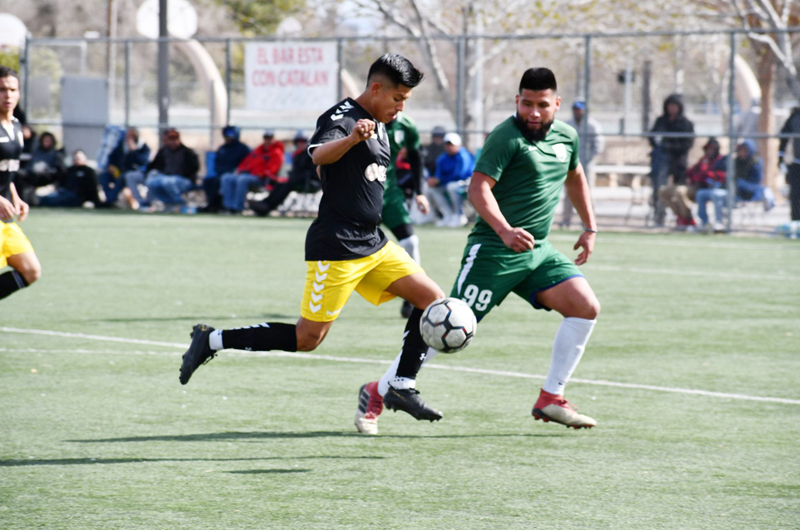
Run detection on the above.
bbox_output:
[179,324,217,385]
[383,386,443,422]
[400,300,414,319]
[250,200,272,218]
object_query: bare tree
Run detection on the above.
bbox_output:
[701,0,800,186]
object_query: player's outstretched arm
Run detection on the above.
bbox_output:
[564,164,596,265]
[311,119,376,166]
[468,172,534,253]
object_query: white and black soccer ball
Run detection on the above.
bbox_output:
[419,297,477,353]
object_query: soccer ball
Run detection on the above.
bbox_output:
[419,297,477,353]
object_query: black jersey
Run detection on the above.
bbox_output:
[0,117,23,201]
[305,98,391,261]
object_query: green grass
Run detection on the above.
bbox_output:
[1,209,799,529]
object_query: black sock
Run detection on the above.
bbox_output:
[395,307,428,379]
[221,323,297,352]
[0,270,28,301]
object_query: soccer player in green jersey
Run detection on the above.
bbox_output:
[383,112,430,318]
[357,67,600,434]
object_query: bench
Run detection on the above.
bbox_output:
[593,164,651,187]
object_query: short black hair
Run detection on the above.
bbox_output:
[519,68,557,93]
[367,53,424,89]
[0,66,18,80]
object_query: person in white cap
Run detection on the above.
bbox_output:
[427,132,474,227]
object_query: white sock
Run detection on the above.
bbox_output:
[397,234,421,264]
[421,346,439,366]
[542,317,596,395]
[378,346,438,396]
[208,330,224,351]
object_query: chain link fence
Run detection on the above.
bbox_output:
[18,28,800,230]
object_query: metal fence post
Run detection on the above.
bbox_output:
[124,40,131,129]
[725,31,737,233]
[456,37,465,135]
[157,0,169,139]
[582,35,592,170]
[225,38,232,126]
[23,35,30,117]
[336,38,343,102]
[209,79,216,150]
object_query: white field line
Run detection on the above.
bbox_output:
[587,264,792,282]
[3,327,799,405]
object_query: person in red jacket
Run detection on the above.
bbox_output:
[220,129,285,213]
[659,137,724,228]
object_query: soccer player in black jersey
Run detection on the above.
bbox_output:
[180,54,445,427]
[0,67,41,302]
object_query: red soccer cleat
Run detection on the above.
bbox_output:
[354,381,384,435]
[532,388,597,429]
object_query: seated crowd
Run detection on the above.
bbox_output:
[657,137,775,232]
[18,124,776,232]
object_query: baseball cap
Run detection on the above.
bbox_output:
[263,129,275,138]
[572,100,587,110]
[222,125,240,138]
[431,126,446,137]
[443,132,462,146]
[293,130,308,142]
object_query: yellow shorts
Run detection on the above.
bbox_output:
[300,240,424,322]
[1,221,34,269]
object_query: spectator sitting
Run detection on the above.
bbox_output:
[428,132,474,227]
[38,149,101,207]
[251,130,317,217]
[220,129,284,214]
[18,131,64,205]
[100,127,150,207]
[649,94,695,226]
[695,140,771,231]
[659,137,724,228]
[200,125,251,213]
[124,128,199,213]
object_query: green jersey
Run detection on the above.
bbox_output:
[385,112,421,189]
[469,117,579,247]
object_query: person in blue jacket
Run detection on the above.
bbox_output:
[427,132,474,227]
[696,140,773,230]
[99,127,150,207]
[200,125,251,213]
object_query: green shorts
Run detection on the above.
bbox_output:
[448,240,582,321]
[381,185,411,231]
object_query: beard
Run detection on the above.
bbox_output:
[514,113,553,143]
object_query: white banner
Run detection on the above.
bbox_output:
[245,42,338,111]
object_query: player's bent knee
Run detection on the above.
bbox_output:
[24,268,41,285]
[582,297,601,320]
[16,263,42,285]
[295,325,328,352]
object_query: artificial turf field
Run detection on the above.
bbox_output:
[1,209,798,529]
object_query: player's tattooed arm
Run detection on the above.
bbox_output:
[311,119,376,166]
[468,172,534,253]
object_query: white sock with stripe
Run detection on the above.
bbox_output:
[378,346,439,396]
[542,317,596,395]
[209,330,224,351]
